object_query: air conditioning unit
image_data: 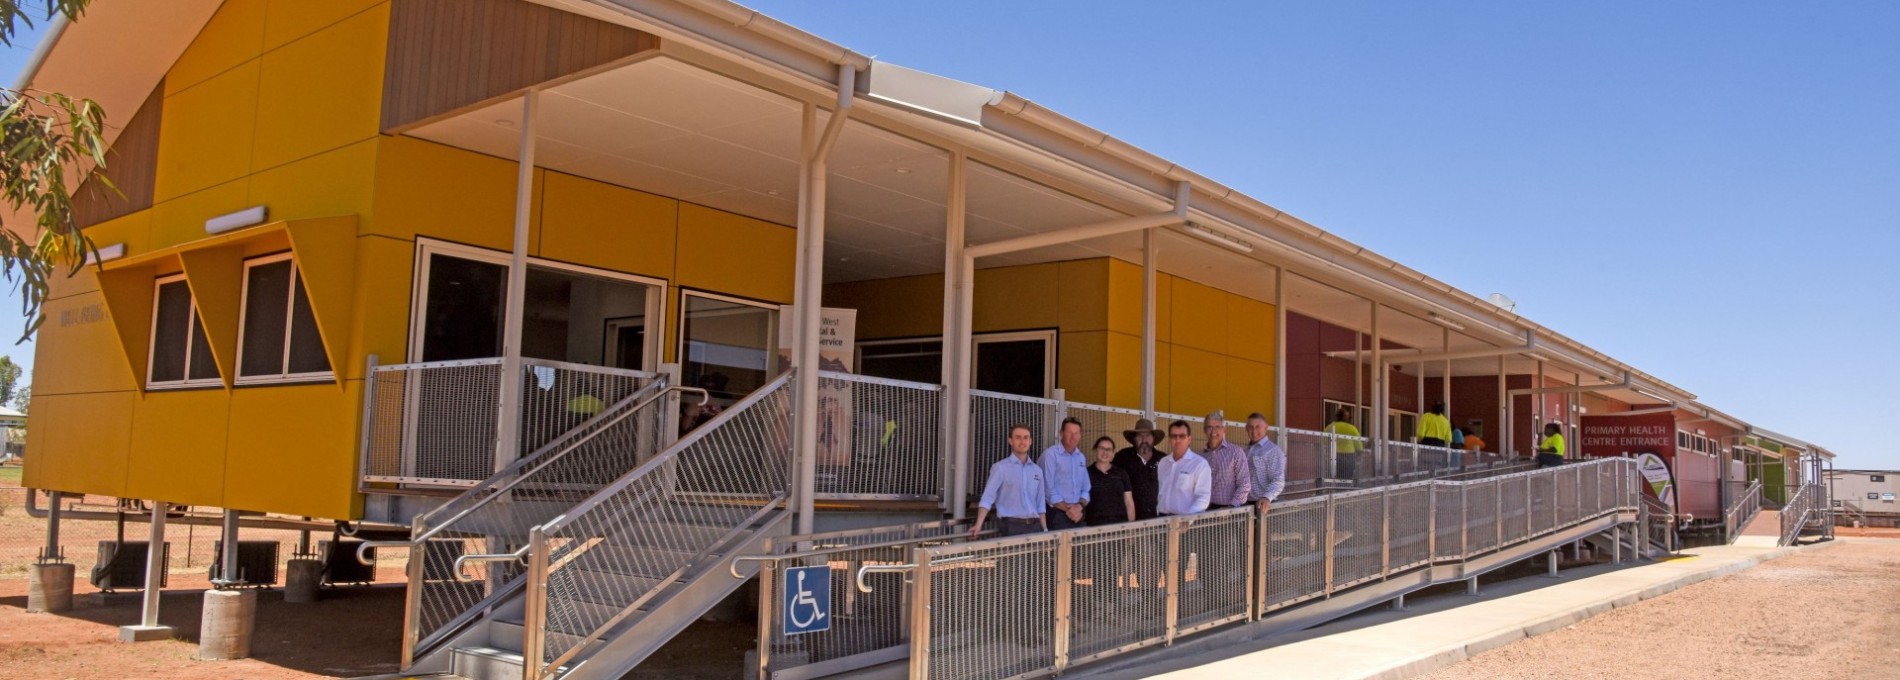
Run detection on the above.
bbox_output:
[208,540,281,586]
[90,541,169,592]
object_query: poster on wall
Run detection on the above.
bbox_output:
[778,306,858,468]
[1634,452,1677,513]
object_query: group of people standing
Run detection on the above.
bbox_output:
[971,410,1287,537]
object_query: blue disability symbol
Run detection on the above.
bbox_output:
[784,564,831,635]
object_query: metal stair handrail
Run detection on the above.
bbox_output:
[522,370,799,679]
[1780,483,1822,546]
[379,377,690,668]
[1724,480,1763,541]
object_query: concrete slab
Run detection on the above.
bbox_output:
[1084,541,1826,680]
[118,624,176,642]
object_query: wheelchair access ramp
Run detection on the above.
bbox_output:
[789,457,1645,680]
[389,373,798,680]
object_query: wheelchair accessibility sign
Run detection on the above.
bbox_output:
[783,564,831,635]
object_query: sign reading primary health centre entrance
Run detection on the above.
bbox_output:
[1580,412,1678,511]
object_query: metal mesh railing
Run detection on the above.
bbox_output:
[910,458,1642,679]
[531,372,796,675]
[968,391,1059,503]
[756,520,982,680]
[814,372,942,500]
[363,358,658,487]
[1780,483,1821,546]
[401,379,676,661]
[1725,481,1762,540]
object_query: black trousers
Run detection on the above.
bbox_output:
[1047,509,1087,530]
[1420,437,1448,447]
[998,517,1044,536]
[1536,453,1565,468]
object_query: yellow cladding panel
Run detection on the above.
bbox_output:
[540,172,678,280]
[177,246,245,387]
[155,62,261,202]
[1103,331,1144,410]
[22,392,134,498]
[676,204,795,303]
[286,216,362,382]
[1104,258,1145,337]
[1228,295,1276,365]
[265,0,387,50]
[1057,330,1108,405]
[247,140,378,224]
[1152,343,1173,413]
[823,274,943,340]
[125,390,229,506]
[34,293,137,396]
[224,382,361,518]
[95,265,158,393]
[165,0,266,95]
[371,137,521,248]
[1169,345,1226,418]
[252,4,389,172]
[973,265,1059,332]
[150,180,254,250]
[1226,357,1275,424]
[346,237,415,373]
[1170,278,1226,355]
[1154,273,1173,345]
[1056,259,1109,333]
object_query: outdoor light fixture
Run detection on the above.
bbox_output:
[205,206,267,235]
[1425,312,1466,331]
[1182,221,1253,253]
[86,242,125,264]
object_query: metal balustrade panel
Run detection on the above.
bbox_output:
[1260,499,1327,613]
[1154,410,1246,453]
[536,375,795,672]
[1558,467,1579,525]
[812,372,943,500]
[1531,473,1556,536]
[1465,480,1498,555]
[363,359,657,487]
[924,537,1060,680]
[1065,403,1146,453]
[1499,476,1530,545]
[408,380,673,656]
[1330,492,1384,589]
[1176,510,1252,633]
[1066,522,1170,664]
[1433,484,1464,561]
[1387,485,1433,571]
[1279,429,1333,492]
[969,391,1059,505]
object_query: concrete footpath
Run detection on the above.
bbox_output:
[1089,539,1825,680]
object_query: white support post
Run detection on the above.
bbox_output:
[793,65,857,535]
[1534,360,1546,454]
[947,253,976,515]
[1370,303,1383,476]
[1498,355,1509,459]
[121,502,174,642]
[941,152,968,516]
[1141,227,1157,419]
[493,91,539,472]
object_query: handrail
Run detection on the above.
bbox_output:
[355,540,412,566]
[855,562,918,594]
[539,371,795,536]
[453,545,531,581]
[730,528,996,579]
[413,382,700,541]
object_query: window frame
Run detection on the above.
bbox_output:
[676,288,781,380]
[145,273,222,390]
[234,252,335,385]
[407,238,667,368]
[1871,474,1886,483]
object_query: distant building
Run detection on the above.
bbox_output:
[1828,469,1900,527]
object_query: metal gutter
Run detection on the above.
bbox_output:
[8,11,70,92]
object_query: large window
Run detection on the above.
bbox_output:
[236,254,331,383]
[147,275,220,388]
[679,291,779,408]
[853,331,1056,398]
[409,240,661,368]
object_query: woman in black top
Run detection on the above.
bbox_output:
[1085,436,1137,525]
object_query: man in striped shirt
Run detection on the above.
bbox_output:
[1201,410,1252,510]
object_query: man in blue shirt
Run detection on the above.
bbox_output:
[1244,413,1286,511]
[1040,417,1091,529]
[972,424,1049,537]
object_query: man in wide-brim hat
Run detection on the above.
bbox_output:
[1114,418,1165,520]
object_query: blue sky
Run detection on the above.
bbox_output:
[4,3,1896,467]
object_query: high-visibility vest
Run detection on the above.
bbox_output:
[1326,421,1362,454]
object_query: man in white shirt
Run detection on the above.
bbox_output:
[1156,420,1212,516]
